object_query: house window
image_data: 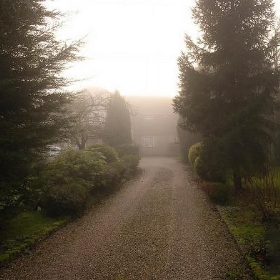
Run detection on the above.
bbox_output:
[169,135,180,143]
[142,136,155,148]
[144,114,154,120]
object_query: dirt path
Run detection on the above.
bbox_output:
[0,157,252,279]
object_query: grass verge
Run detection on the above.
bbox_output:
[216,196,280,280]
[0,210,69,267]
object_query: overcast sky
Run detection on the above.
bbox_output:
[46,0,280,97]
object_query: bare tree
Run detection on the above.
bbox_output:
[69,88,111,150]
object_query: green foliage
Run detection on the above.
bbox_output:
[219,203,280,279]
[43,183,89,217]
[104,161,126,189]
[45,148,106,188]
[88,144,119,163]
[194,156,207,178]
[103,91,132,147]
[192,142,227,182]
[104,153,140,188]
[189,142,227,182]
[29,146,140,218]
[246,171,280,221]
[115,143,140,179]
[41,148,107,216]
[212,183,231,205]
[201,182,230,205]
[188,142,203,166]
[122,155,140,177]
[177,117,202,163]
[0,0,81,218]
[116,143,140,158]
[0,210,68,266]
[266,227,280,274]
[173,0,280,190]
[233,224,267,266]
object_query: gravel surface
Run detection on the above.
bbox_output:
[0,157,253,280]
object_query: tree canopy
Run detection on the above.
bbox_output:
[173,0,280,189]
[0,0,81,210]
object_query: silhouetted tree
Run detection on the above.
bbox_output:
[70,89,110,150]
[103,91,132,148]
[173,0,280,191]
[0,0,82,214]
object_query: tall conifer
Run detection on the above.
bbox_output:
[103,91,132,148]
[174,0,280,190]
[0,0,81,209]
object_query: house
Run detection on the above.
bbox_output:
[127,96,179,157]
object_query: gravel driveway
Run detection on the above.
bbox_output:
[0,157,253,280]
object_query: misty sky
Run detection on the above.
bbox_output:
[46,0,280,97]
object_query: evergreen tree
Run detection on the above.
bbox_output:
[103,91,132,148]
[173,0,280,190]
[0,0,81,211]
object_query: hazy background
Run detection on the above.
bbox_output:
[46,0,280,97]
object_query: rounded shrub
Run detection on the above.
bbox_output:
[188,142,203,166]
[194,156,226,182]
[212,183,230,205]
[43,182,89,217]
[123,154,140,170]
[201,182,230,205]
[115,143,140,157]
[105,161,126,189]
[45,148,107,189]
[194,156,208,180]
[87,144,119,164]
[41,148,107,216]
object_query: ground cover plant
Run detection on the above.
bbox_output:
[0,211,68,267]
[188,142,280,279]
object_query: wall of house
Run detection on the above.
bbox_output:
[133,134,179,157]
[127,96,180,157]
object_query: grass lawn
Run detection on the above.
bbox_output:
[197,167,280,280]
[218,196,280,280]
[0,210,68,266]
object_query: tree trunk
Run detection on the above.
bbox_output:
[233,172,243,192]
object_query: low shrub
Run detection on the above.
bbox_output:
[246,171,280,221]
[115,143,140,178]
[194,156,207,180]
[188,142,203,166]
[43,182,89,217]
[87,144,119,163]
[44,148,107,190]
[20,145,140,218]
[40,148,107,217]
[122,154,140,178]
[115,143,140,158]
[212,183,231,205]
[201,182,231,205]
[200,182,218,197]
[105,161,126,189]
[194,155,226,183]
[266,227,280,273]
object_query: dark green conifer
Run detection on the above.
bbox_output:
[103,91,132,148]
[174,0,280,190]
[0,0,81,211]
